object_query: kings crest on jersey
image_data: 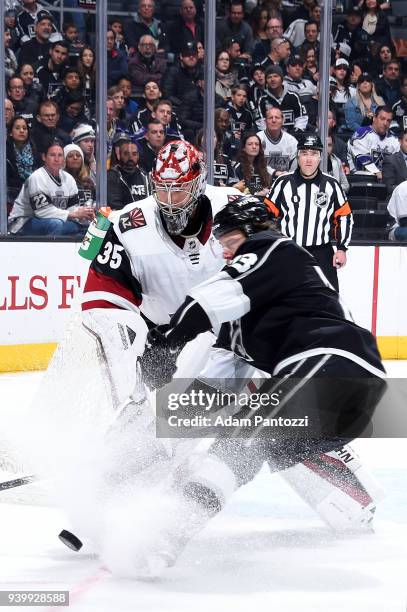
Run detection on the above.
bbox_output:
[81,185,238,325]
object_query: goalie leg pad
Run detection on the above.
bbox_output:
[279,445,385,531]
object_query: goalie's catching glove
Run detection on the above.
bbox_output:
[139,325,185,390]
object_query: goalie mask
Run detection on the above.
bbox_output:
[151,140,207,235]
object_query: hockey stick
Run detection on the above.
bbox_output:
[0,474,36,491]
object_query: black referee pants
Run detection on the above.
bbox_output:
[305,243,339,292]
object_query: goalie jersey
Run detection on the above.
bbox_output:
[81,186,239,325]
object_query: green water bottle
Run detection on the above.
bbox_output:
[78,206,112,261]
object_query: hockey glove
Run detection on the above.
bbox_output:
[139,325,184,390]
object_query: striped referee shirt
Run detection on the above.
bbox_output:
[264,169,353,249]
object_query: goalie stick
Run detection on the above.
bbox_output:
[0,474,36,491]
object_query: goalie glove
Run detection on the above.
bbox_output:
[139,325,186,390]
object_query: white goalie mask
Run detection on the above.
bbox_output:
[151,140,207,235]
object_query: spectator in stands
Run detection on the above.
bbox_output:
[167,0,204,56]
[372,42,396,77]
[128,34,166,95]
[248,64,266,117]
[37,41,70,98]
[327,109,348,166]
[178,77,222,142]
[62,22,84,67]
[216,0,254,60]
[135,98,183,141]
[58,92,87,133]
[137,119,166,172]
[71,123,96,183]
[302,46,319,84]
[345,72,385,131]
[106,96,128,168]
[348,105,399,177]
[5,98,15,129]
[284,54,318,128]
[78,46,96,116]
[225,85,254,139]
[258,65,308,133]
[51,66,84,114]
[196,128,234,186]
[107,29,128,88]
[31,100,71,154]
[256,106,298,178]
[197,40,205,62]
[109,19,128,55]
[260,37,291,73]
[229,131,270,195]
[387,179,407,241]
[118,76,138,117]
[354,0,391,61]
[131,80,162,131]
[63,143,96,211]
[382,129,407,194]
[291,0,318,23]
[249,6,270,47]
[327,134,349,193]
[215,106,240,160]
[215,50,238,102]
[18,11,54,69]
[296,19,320,57]
[330,58,355,129]
[7,76,37,128]
[5,9,20,52]
[124,0,167,54]
[161,41,202,114]
[8,141,93,236]
[108,85,131,126]
[16,3,59,45]
[19,64,44,109]
[6,116,40,209]
[223,37,252,82]
[332,7,362,60]
[375,60,401,107]
[107,138,150,209]
[4,26,18,79]
[350,59,364,85]
[253,16,284,64]
[392,76,407,134]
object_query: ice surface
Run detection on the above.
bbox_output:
[0,365,406,612]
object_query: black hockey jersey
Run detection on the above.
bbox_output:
[166,230,385,377]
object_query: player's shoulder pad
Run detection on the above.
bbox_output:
[112,195,156,235]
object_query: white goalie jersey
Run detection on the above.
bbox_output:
[81,185,239,325]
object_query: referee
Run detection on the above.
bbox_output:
[264,134,353,291]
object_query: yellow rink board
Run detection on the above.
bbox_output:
[0,338,406,373]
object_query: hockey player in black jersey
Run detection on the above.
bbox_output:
[139,195,387,573]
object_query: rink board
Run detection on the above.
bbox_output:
[0,241,406,371]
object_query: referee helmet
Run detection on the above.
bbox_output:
[297,134,323,151]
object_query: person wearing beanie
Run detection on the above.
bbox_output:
[70,124,96,183]
[63,143,96,216]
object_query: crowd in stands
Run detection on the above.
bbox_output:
[3,0,407,238]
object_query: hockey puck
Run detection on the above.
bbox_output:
[58,529,83,552]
